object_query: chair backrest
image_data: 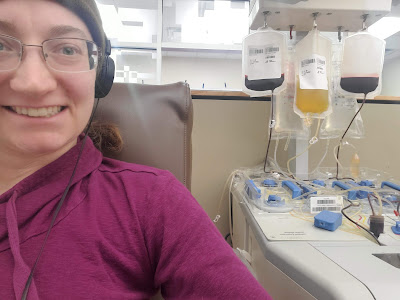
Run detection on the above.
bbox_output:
[94,82,193,191]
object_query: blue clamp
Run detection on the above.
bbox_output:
[299,184,317,197]
[282,181,302,199]
[381,181,400,191]
[332,181,357,200]
[312,180,326,187]
[265,195,284,207]
[347,181,369,199]
[360,180,373,187]
[262,179,278,187]
[392,221,400,235]
[245,180,261,200]
[385,195,398,202]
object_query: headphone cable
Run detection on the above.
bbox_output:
[21,98,100,300]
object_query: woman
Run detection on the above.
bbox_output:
[0,1,272,299]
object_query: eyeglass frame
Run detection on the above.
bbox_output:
[0,33,101,73]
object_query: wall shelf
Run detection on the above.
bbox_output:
[191,90,400,103]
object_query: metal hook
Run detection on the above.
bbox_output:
[362,14,369,31]
[289,25,294,40]
[263,11,270,28]
[312,12,320,28]
[338,26,343,42]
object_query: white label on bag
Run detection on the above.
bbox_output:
[299,54,328,90]
[343,97,356,109]
[247,44,281,80]
[310,196,343,214]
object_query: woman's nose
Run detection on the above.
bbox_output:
[9,47,57,97]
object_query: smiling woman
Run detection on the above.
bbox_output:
[0,1,96,189]
[0,1,272,300]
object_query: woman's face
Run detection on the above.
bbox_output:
[0,0,96,157]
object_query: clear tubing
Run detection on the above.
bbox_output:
[273,137,292,179]
[331,141,383,214]
[273,135,280,171]
[310,139,330,174]
[263,91,275,173]
[375,192,383,216]
[380,197,399,220]
[287,119,322,179]
[214,169,243,243]
[333,141,359,175]
[336,94,367,178]
[333,144,345,170]
[284,133,291,151]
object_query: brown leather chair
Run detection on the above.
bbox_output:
[94,82,193,191]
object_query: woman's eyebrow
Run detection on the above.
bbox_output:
[48,25,88,39]
[0,20,18,36]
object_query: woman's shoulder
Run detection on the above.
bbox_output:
[86,156,193,230]
[92,157,184,201]
[98,157,174,182]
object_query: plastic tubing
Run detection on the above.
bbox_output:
[287,119,321,179]
[380,197,397,219]
[284,132,291,151]
[333,144,345,170]
[374,191,383,216]
[349,202,363,219]
[330,141,384,214]
[333,141,359,177]
[214,169,246,242]
[310,139,330,174]
[273,137,293,179]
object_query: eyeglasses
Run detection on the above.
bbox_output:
[0,34,100,73]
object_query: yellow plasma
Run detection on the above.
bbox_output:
[295,78,329,114]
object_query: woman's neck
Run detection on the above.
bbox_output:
[0,143,75,196]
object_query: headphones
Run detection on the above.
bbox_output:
[94,38,115,99]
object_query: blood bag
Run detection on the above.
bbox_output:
[294,28,332,120]
[319,95,365,140]
[242,26,287,97]
[340,31,385,97]
[271,50,309,140]
[272,91,310,140]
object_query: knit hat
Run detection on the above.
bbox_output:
[54,0,106,70]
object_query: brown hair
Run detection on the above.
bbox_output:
[87,122,123,155]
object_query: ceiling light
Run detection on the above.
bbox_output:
[369,17,400,40]
[95,3,122,39]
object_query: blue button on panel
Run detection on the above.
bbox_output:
[312,180,326,187]
[282,181,302,199]
[262,179,277,187]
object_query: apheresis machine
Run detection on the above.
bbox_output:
[229,1,400,299]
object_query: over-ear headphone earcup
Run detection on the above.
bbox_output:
[95,55,115,98]
[89,56,95,70]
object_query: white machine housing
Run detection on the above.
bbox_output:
[249,0,392,32]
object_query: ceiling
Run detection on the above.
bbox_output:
[383,0,400,60]
[95,0,400,60]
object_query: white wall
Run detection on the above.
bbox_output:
[382,57,400,96]
[162,56,242,90]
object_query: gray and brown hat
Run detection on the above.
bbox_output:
[55,0,106,68]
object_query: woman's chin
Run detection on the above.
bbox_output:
[12,134,78,157]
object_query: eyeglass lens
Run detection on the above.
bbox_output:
[0,35,98,72]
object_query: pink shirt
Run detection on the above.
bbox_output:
[0,137,272,299]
